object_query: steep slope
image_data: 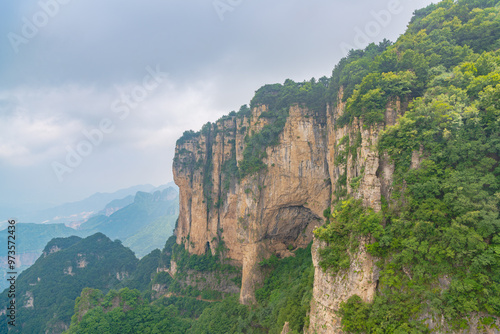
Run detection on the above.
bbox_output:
[0,233,138,334]
[0,223,89,292]
[172,0,500,332]
[174,89,331,304]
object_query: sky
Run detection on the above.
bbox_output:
[0,0,436,212]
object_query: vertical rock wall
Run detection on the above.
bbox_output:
[307,97,402,333]
[173,104,331,304]
[173,92,403,328]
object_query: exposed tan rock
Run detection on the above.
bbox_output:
[174,104,330,304]
[152,283,164,292]
[411,144,424,169]
[77,258,88,268]
[169,259,178,277]
[308,238,379,334]
[281,321,291,334]
[23,291,34,309]
[306,95,401,333]
[151,284,169,300]
[43,245,61,257]
[64,266,74,276]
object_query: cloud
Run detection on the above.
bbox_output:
[0,105,80,166]
[0,76,222,164]
[0,0,437,208]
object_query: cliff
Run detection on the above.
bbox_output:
[307,95,401,333]
[174,101,331,304]
[172,1,500,332]
[173,79,400,298]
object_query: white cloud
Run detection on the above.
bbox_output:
[0,76,224,168]
[0,0,438,207]
[0,104,81,165]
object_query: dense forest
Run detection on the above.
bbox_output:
[0,233,138,333]
[65,237,313,334]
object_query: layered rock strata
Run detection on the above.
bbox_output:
[173,94,403,310]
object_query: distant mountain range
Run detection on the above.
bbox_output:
[0,184,179,291]
[0,182,177,229]
[80,188,179,258]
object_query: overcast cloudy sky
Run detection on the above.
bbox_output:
[0,0,435,213]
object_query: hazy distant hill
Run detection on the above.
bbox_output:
[98,195,135,217]
[0,185,178,291]
[80,187,179,257]
[22,184,158,225]
[123,215,177,258]
[1,183,178,229]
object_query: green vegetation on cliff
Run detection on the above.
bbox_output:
[314,199,383,273]
[65,242,314,334]
[238,105,288,177]
[314,0,500,332]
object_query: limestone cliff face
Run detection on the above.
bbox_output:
[174,104,331,304]
[173,89,403,328]
[308,238,378,333]
[307,95,402,333]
